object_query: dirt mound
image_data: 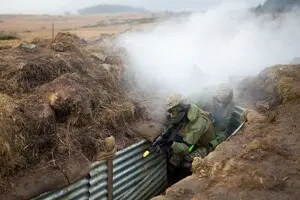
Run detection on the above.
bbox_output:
[0,94,26,178]
[53,32,88,48]
[0,32,145,198]
[0,56,72,94]
[188,102,300,200]
[154,65,300,200]
[237,65,300,108]
[6,152,91,200]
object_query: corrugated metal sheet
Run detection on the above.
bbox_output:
[227,106,245,134]
[113,141,167,200]
[32,140,167,200]
[32,178,89,200]
[31,105,244,200]
[119,159,167,200]
[89,161,108,200]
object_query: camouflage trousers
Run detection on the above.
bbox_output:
[169,147,208,167]
[209,131,227,149]
[168,132,228,167]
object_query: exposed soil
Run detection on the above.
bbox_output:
[152,65,300,200]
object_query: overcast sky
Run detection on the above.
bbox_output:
[0,0,265,14]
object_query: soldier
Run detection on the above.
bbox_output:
[166,93,215,172]
[189,83,236,140]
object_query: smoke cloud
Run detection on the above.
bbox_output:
[118,1,300,99]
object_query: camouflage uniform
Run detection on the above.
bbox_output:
[166,94,215,167]
[189,83,236,139]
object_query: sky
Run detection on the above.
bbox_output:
[0,0,265,14]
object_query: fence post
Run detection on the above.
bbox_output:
[52,22,54,42]
[104,136,116,200]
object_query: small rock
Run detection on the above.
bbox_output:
[266,111,277,122]
[244,109,268,123]
[19,42,36,52]
[255,100,270,111]
[104,55,122,65]
[247,140,261,150]
[91,53,105,62]
[51,42,64,52]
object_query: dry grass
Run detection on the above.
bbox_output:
[0,31,143,195]
[260,65,300,103]
[0,94,26,177]
[0,39,20,47]
[237,65,300,108]
[99,102,136,129]
[0,16,158,196]
[0,13,158,47]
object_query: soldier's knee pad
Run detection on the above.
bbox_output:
[180,160,192,171]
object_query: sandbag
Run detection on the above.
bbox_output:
[5,152,90,200]
[132,122,164,142]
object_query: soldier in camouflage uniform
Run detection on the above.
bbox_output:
[166,94,215,169]
[189,83,236,141]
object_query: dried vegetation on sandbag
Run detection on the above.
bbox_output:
[0,32,145,199]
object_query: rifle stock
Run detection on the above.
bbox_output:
[143,122,185,158]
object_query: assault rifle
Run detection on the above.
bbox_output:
[143,121,186,158]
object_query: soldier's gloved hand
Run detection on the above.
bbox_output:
[174,134,184,143]
[166,140,173,147]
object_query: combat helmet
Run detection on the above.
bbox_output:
[213,83,233,105]
[167,93,189,110]
[166,93,190,125]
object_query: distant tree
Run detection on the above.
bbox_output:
[78,4,147,15]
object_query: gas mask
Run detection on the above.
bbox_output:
[214,98,228,109]
[167,104,189,125]
[215,101,226,109]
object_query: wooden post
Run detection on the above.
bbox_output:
[52,22,54,42]
[107,158,113,200]
[105,136,116,200]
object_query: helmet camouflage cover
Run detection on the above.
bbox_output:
[167,93,189,109]
[213,83,233,104]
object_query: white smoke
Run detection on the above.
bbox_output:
[118,1,300,97]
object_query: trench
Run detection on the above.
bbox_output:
[149,106,246,199]
[155,163,192,197]
[32,106,245,200]
[167,165,192,187]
